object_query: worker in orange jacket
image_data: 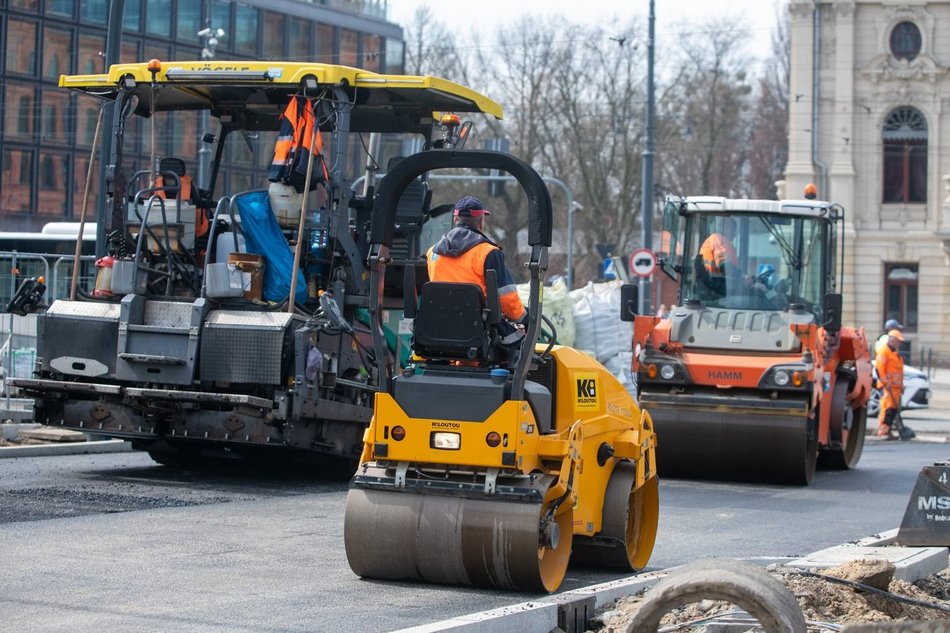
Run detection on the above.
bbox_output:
[700,217,739,275]
[699,217,740,296]
[874,328,906,439]
[426,195,527,346]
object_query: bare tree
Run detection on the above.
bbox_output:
[541,20,649,283]
[403,6,468,79]
[657,17,754,197]
[748,4,790,199]
[401,9,775,286]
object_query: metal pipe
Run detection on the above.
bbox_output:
[70,109,103,301]
[288,100,320,313]
[5,251,16,411]
[362,133,382,198]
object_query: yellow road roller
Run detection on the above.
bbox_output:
[343,149,659,593]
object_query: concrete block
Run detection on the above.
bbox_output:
[1,422,41,440]
[19,427,87,442]
[851,528,899,547]
[787,544,949,583]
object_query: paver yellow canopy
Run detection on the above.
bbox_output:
[343,150,659,592]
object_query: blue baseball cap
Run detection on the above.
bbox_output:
[884,319,903,331]
[453,195,490,217]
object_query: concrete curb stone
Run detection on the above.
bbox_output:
[0,439,132,458]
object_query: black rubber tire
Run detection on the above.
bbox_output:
[819,377,867,470]
[571,463,659,571]
[792,437,819,486]
[625,558,806,633]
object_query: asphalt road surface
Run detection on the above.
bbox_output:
[1,440,947,632]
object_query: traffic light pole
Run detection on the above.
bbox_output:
[95,0,125,257]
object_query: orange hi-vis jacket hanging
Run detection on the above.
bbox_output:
[268,96,328,190]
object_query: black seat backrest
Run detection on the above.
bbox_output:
[158,157,194,202]
[160,157,187,177]
[413,282,492,361]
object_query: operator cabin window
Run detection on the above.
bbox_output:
[884,263,918,332]
[882,107,927,203]
[890,21,922,61]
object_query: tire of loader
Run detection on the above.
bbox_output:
[625,558,806,633]
[571,462,659,570]
[819,376,867,471]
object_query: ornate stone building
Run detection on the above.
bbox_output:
[784,0,950,360]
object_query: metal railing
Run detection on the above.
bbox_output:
[0,251,96,306]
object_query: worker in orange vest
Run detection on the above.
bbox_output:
[875,328,909,439]
[426,196,528,347]
[699,217,739,295]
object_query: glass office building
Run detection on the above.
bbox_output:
[0,0,404,231]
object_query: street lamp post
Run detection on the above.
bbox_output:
[638,0,656,315]
[568,200,583,289]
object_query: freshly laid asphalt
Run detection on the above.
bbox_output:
[0,369,946,632]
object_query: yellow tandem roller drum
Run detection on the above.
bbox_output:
[344,470,573,593]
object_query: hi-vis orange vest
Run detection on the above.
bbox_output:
[875,344,904,414]
[700,233,738,277]
[268,96,328,189]
[426,242,526,322]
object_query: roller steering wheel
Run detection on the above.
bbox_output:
[538,313,558,359]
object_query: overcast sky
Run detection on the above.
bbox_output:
[388,0,785,63]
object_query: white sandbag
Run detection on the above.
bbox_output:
[570,280,634,363]
[602,352,637,399]
[516,277,576,348]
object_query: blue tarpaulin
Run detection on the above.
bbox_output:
[234,191,307,304]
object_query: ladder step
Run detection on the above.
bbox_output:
[126,324,191,334]
[119,353,187,365]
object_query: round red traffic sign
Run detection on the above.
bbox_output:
[629,248,656,277]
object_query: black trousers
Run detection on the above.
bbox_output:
[882,408,897,428]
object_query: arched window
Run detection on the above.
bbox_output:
[890,22,922,61]
[882,107,927,203]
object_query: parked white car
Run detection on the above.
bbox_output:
[866,365,931,417]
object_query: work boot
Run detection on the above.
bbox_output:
[875,424,892,437]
